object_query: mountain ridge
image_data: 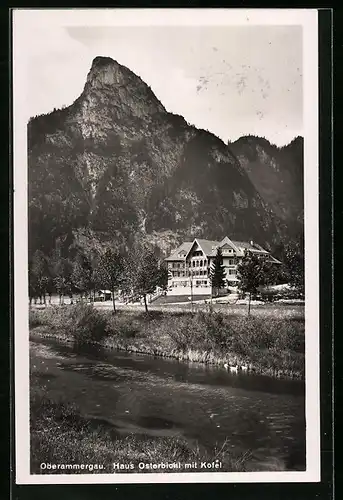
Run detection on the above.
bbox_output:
[28,56,304,259]
[228,135,303,227]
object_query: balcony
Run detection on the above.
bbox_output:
[188,261,208,269]
[168,263,186,270]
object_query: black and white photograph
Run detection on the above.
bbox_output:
[13,9,320,484]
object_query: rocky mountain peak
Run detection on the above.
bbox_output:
[81,56,166,117]
[28,56,304,257]
[86,56,132,88]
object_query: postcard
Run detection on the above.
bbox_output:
[13,8,320,484]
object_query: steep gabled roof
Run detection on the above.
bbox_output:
[195,239,221,257]
[165,242,193,261]
[165,237,273,261]
[231,240,254,249]
[218,236,241,253]
[231,240,269,253]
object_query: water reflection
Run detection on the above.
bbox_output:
[33,335,304,397]
[30,336,306,471]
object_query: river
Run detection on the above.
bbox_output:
[30,336,306,472]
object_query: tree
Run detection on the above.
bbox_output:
[71,252,93,301]
[237,251,270,315]
[156,263,169,292]
[282,239,305,297]
[209,248,226,297]
[130,248,165,313]
[50,251,73,305]
[30,250,50,304]
[44,256,55,304]
[28,258,38,305]
[94,249,125,313]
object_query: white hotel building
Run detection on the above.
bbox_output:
[165,236,280,296]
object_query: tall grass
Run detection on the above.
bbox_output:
[30,304,107,344]
[30,390,252,474]
[29,305,305,378]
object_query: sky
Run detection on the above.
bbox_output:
[27,24,303,146]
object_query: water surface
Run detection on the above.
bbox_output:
[30,336,305,471]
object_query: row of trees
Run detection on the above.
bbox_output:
[30,236,304,315]
[29,244,168,313]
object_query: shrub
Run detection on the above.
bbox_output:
[196,311,229,351]
[29,307,71,330]
[105,313,141,340]
[29,309,43,328]
[165,311,230,352]
[66,304,108,344]
[224,315,305,360]
[165,315,202,352]
[260,290,276,302]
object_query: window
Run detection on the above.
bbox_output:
[228,258,234,265]
[192,261,195,267]
[222,248,233,255]
[229,269,236,275]
[200,260,203,266]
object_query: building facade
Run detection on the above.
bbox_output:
[165,236,280,296]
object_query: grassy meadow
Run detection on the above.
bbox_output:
[29,303,305,379]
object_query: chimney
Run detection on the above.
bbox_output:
[250,240,254,247]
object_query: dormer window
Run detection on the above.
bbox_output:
[221,248,233,255]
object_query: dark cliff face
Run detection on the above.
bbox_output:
[28,56,302,256]
[228,135,304,236]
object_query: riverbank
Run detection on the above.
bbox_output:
[29,304,305,379]
[30,382,254,474]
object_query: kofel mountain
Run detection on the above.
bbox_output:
[28,56,303,258]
